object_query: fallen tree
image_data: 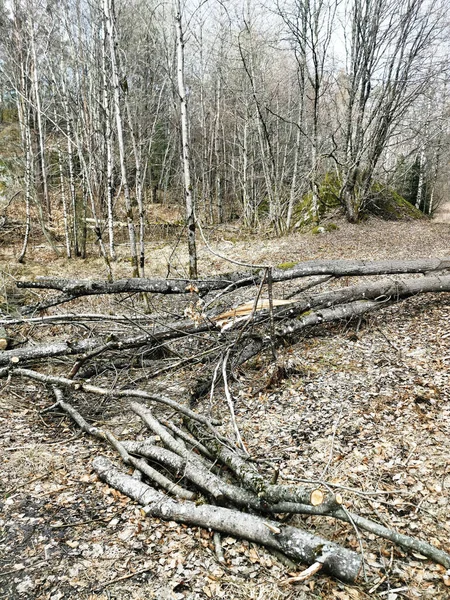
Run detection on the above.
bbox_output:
[2,257,450,584]
[14,257,450,313]
[2,373,448,583]
[3,273,450,370]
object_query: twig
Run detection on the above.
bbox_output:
[92,565,153,591]
[282,560,323,584]
[51,518,110,529]
[209,353,224,408]
[213,532,226,563]
[222,349,248,455]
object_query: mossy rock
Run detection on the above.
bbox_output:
[366,183,423,220]
[294,172,342,228]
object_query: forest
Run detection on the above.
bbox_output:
[0,0,449,264]
[1,0,450,599]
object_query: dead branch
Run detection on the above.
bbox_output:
[0,320,210,367]
[267,501,450,569]
[16,257,450,304]
[2,366,220,426]
[93,455,362,582]
[217,273,450,331]
[45,381,450,576]
[52,387,195,500]
[185,420,334,509]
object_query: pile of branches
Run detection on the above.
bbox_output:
[1,257,450,583]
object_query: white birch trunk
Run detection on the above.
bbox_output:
[29,17,50,220]
[104,0,139,277]
[175,0,198,279]
[60,68,79,256]
[54,105,71,258]
[415,149,425,210]
[17,87,32,264]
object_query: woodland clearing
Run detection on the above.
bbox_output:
[1,216,450,600]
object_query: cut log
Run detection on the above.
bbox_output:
[0,326,9,350]
[92,455,362,583]
[185,421,336,508]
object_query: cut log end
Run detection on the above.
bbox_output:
[310,489,324,506]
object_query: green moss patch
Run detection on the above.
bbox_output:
[276,261,297,270]
[294,172,342,228]
[366,183,423,221]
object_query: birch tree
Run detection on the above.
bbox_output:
[104,0,139,276]
[175,0,198,279]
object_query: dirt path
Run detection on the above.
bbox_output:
[433,200,450,223]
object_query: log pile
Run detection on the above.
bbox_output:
[1,257,450,583]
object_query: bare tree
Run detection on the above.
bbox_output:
[339,0,446,222]
[175,0,198,279]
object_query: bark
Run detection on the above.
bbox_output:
[93,455,362,582]
[54,105,72,258]
[122,439,260,509]
[104,0,139,276]
[101,17,116,261]
[16,95,32,264]
[29,17,50,219]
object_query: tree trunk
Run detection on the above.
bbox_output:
[175,0,198,279]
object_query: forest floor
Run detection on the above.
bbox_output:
[1,215,450,600]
